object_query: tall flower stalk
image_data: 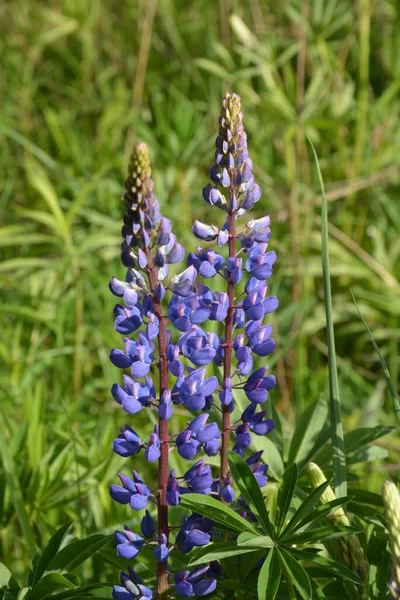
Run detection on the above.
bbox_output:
[109,94,277,600]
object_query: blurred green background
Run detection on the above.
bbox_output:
[1,0,399,581]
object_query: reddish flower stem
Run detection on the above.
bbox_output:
[221,195,236,484]
[146,249,169,600]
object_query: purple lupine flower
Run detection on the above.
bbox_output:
[168,294,210,332]
[192,220,219,242]
[115,528,144,559]
[176,415,220,459]
[110,471,151,510]
[113,425,142,457]
[167,469,180,506]
[242,403,275,436]
[188,247,224,278]
[111,375,152,415]
[175,368,218,411]
[144,425,161,463]
[221,477,235,503]
[247,451,269,487]
[158,389,173,419]
[176,513,214,553]
[184,459,214,494]
[154,534,169,562]
[110,334,155,378]
[174,567,217,598]
[113,304,143,335]
[245,320,276,357]
[178,326,218,366]
[168,265,197,297]
[141,510,156,538]
[219,377,233,407]
[243,366,276,404]
[113,568,153,600]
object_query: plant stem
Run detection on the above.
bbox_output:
[146,249,169,600]
[221,194,236,485]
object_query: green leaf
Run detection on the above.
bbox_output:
[179,494,257,535]
[278,547,312,600]
[237,534,273,548]
[290,548,361,584]
[275,463,298,534]
[287,396,330,470]
[188,542,259,566]
[294,497,353,532]
[45,535,113,574]
[280,480,331,539]
[32,522,73,585]
[228,451,274,537]
[282,525,360,546]
[257,549,280,600]
[0,562,12,588]
[30,573,75,600]
[303,125,347,498]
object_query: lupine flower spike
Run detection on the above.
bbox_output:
[307,463,369,599]
[109,95,278,599]
[383,481,400,599]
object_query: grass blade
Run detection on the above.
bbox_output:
[301,123,347,498]
[351,288,400,424]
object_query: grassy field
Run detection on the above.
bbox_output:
[1,0,400,583]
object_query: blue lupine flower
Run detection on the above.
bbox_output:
[113,568,152,600]
[168,295,210,332]
[242,403,275,436]
[221,477,235,503]
[175,368,218,411]
[245,244,276,280]
[144,425,160,463]
[226,257,242,284]
[178,326,218,366]
[113,425,142,457]
[192,220,219,242]
[176,513,214,553]
[233,423,252,457]
[158,389,173,419]
[141,510,156,538]
[115,528,144,559]
[188,248,224,278]
[176,414,220,459]
[167,469,180,506]
[110,471,151,510]
[246,451,269,487]
[110,334,155,378]
[168,265,197,297]
[234,335,253,376]
[113,304,143,334]
[184,459,214,494]
[111,375,152,415]
[246,321,276,357]
[219,377,233,407]
[244,367,276,404]
[154,534,169,562]
[174,567,217,598]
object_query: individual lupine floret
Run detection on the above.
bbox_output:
[383,481,400,600]
[245,320,276,357]
[245,244,276,280]
[183,459,214,494]
[113,425,142,457]
[174,367,218,411]
[111,375,153,415]
[174,566,217,597]
[166,469,180,506]
[244,367,276,403]
[246,452,269,487]
[115,528,144,559]
[243,278,278,321]
[113,304,143,335]
[241,403,275,436]
[192,220,219,242]
[144,425,160,463]
[176,414,220,459]
[168,294,210,332]
[110,335,155,378]
[110,471,151,510]
[221,477,235,503]
[187,247,224,278]
[141,510,156,538]
[113,568,153,600]
[178,326,218,366]
[176,513,215,553]
[154,534,169,562]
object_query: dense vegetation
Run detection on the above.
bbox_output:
[0,1,399,597]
